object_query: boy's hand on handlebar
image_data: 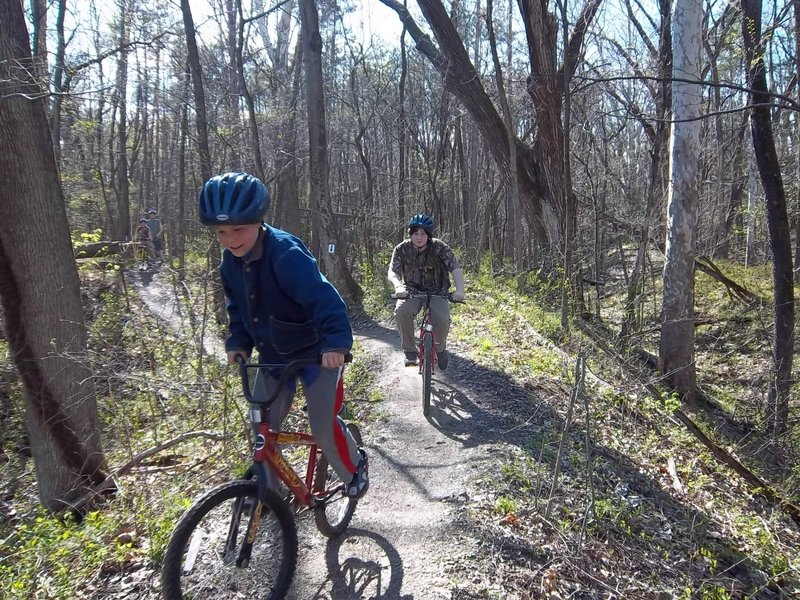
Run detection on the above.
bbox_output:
[393,286,408,299]
[228,350,250,364]
[321,351,346,369]
[451,291,465,302]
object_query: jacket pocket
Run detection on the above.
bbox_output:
[269,316,321,356]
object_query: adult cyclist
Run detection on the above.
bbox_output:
[387,214,465,369]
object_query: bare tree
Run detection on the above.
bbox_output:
[741,0,794,436]
[793,0,800,282]
[659,0,703,401]
[109,0,132,240]
[0,0,111,511]
[180,0,212,182]
[486,0,520,268]
[298,0,362,304]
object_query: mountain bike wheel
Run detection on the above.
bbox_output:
[422,334,433,416]
[313,423,363,537]
[161,480,297,600]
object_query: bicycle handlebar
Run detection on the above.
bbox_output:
[236,353,353,405]
[390,291,465,303]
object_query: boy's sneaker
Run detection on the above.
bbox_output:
[437,350,449,370]
[404,351,418,367]
[347,449,369,498]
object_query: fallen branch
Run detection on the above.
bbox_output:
[695,256,764,306]
[112,430,228,477]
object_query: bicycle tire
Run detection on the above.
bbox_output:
[161,480,297,600]
[422,334,433,416]
[313,423,363,537]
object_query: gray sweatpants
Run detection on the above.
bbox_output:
[395,296,451,353]
[253,365,360,490]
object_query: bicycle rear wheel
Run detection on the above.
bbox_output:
[313,423,363,537]
[422,334,433,416]
[161,480,297,600]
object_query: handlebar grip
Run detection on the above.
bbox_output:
[237,352,353,404]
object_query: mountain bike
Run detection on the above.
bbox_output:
[393,291,462,416]
[161,355,363,600]
[134,241,154,271]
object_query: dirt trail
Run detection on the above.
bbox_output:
[288,325,490,599]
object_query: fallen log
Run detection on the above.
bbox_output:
[74,240,125,259]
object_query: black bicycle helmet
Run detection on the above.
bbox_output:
[198,172,270,225]
[408,213,434,236]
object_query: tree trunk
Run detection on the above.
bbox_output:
[622,0,671,339]
[176,65,190,271]
[397,25,409,244]
[30,0,49,93]
[272,37,303,235]
[49,0,67,166]
[741,0,794,437]
[793,0,800,283]
[180,0,212,182]
[487,0,519,269]
[0,0,111,510]
[111,0,131,241]
[298,0,362,305]
[234,0,263,179]
[181,0,225,324]
[659,0,702,402]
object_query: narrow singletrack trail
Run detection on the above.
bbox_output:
[287,325,492,599]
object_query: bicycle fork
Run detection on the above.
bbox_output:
[223,461,272,568]
[419,322,436,374]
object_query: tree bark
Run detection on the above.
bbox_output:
[298,0,362,305]
[793,0,800,283]
[30,0,49,94]
[49,0,67,166]
[0,0,111,511]
[111,0,131,241]
[659,0,703,401]
[487,0,519,268]
[180,0,212,182]
[741,0,794,436]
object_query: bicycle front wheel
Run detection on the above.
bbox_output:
[422,334,433,416]
[161,480,297,600]
[313,423,363,537]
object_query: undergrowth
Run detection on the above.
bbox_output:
[442,256,799,598]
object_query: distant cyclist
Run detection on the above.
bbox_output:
[134,218,154,269]
[198,172,368,498]
[146,208,166,263]
[387,214,465,369]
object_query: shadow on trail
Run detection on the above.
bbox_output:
[425,352,561,451]
[306,528,412,600]
[418,352,786,595]
[369,444,472,503]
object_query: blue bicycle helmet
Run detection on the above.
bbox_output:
[199,172,269,225]
[408,213,434,235]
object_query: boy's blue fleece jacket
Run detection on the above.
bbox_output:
[220,224,352,362]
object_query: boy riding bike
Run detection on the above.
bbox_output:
[199,171,368,499]
[388,214,465,369]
